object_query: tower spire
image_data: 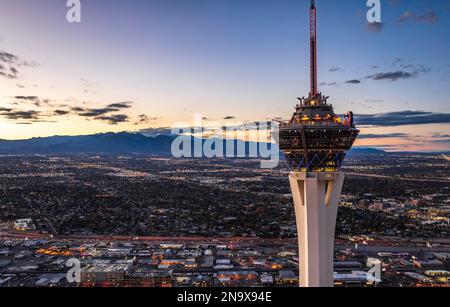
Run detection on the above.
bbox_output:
[309,0,318,97]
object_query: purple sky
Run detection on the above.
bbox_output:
[0,0,449,151]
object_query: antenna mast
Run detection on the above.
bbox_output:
[309,0,318,97]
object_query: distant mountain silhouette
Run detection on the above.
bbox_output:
[0,132,174,155]
[0,132,431,157]
[0,132,276,156]
[348,147,387,155]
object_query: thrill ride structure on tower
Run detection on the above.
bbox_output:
[277,0,359,173]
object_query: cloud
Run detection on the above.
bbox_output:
[71,107,85,112]
[0,97,55,122]
[392,58,417,69]
[358,133,410,139]
[134,114,159,125]
[74,102,133,117]
[319,82,337,86]
[1,96,137,125]
[346,79,361,84]
[138,122,272,138]
[14,96,39,101]
[0,51,37,79]
[366,22,383,33]
[329,67,343,72]
[430,134,450,144]
[416,11,439,23]
[13,96,55,107]
[367,60,431,82]
[80,78,99,94]
[390,58,428,70]
[366,71,416,81]
[0,110,41,120]
[0,70,17,79]
[0,101,62,123]
[398,10,438,24]
[432,133,450,139]
[365,99,384,103]
[0,98,136,125]
[355,111,450,127]
[76,107,120,117]
[53,110,70,116]
[94,114,129,125]
[107,102,133,109]
[397,11,415,23]
[0,51,19,64]
[138,127,174,137]
[431,139,450,144]
[138,114,149,121]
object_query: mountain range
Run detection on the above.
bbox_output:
[0,132,444,156]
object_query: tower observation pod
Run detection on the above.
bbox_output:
[277,0,360,287]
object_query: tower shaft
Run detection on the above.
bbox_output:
[289,172,344,287]
[309,0,318,97]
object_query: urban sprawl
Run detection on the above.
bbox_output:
[0,154,449,287]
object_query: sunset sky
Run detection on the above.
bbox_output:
[0,0,449,151]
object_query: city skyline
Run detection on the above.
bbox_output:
[0,0,449,152]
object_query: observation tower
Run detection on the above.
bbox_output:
[277,0,360,287]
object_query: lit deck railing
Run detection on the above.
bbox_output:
[279,116,352,128]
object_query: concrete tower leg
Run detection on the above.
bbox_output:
[289,172,345,287]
